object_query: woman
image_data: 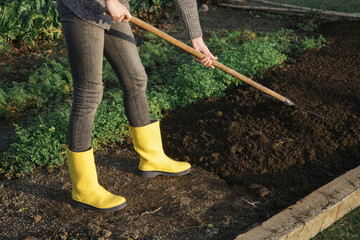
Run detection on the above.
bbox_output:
[56,0,217,212]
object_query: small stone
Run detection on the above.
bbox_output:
[23,237,35,240]
[34,215,42,223]
[103,230,112,238]
[215,111,223,117]
[199,3,209,12]
[222,171,231,177]
[230,145,237,155]
[211,152,220,160]
[258,187,270,197]
[249,184,270,197]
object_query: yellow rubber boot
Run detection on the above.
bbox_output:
[66,146,126,212]
[129,120,191,178]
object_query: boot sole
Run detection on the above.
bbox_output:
[71,200,126,212]
[138,168,191,178]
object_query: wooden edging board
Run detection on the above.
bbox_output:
[217,3,360,20]
[235,165,360,240]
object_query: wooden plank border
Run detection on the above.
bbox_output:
[235,165,360,240]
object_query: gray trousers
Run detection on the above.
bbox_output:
[58,5,151,152]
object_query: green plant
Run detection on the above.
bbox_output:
[92,89,130,149]
[130,0,174,12]
[296,12,324,33]
[0,88,5,105]
[0,111,68,176]
[0,27,327,176]
[139,35,187,87]
[297,35,326,53]
[129,0,174,22]
[0,0,61,53]
[0,57,72,119]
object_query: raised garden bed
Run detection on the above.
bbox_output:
[0,8,359,240]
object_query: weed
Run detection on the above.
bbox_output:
[222,215,233,226]
[296,12,324,33]
[297,35,326,53]
[264,13,284,20]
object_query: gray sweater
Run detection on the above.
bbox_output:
[59,0,203,40]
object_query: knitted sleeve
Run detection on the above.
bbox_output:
[175,0,203,40]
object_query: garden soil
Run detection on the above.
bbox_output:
[1,8,360,240]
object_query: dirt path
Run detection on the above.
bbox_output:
[0,9,359,240]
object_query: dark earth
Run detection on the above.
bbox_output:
[0,7,360,240]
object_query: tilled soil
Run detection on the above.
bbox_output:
[163,19,360,205]
[0,13,359,240]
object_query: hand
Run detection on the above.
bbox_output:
[106,0,132,23]
[191,37,217,69]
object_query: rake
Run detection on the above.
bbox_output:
[129,17,324,120]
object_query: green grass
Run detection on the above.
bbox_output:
[312,206,360,240]
[258,0,360,13]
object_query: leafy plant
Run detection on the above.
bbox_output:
[0,111,69,176]
[0,57,72,119]
[92,90,130,149]
[130,0,174,13]
[129,0,174,22]
[0,0,62,53]
[296,12,324,33]
[139,35,188,87]
[297,35,326,53]
[0,28,327,176]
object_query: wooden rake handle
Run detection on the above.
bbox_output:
[130,16,294,106]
